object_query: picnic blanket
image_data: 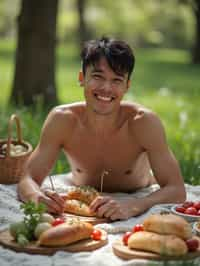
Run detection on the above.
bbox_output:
[0,174,200,266]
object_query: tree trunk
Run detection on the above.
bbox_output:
[77,0,87,49]
[192,0,200,64]
[11,0,58,106]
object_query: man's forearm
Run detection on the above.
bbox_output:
[17,176,43,203]
[130,185,186,217]
[144,184,185,207]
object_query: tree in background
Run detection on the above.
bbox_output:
[11,0,58,106]
[76,0,88,49]
[192,0,200,63]
[179,0,200,63]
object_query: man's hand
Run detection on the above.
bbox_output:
[90,196,145,221]
[35,189,65,214]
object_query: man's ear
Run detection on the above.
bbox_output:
[126,79,131,91]
[78,71,84,86]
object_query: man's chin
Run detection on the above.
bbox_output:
[93,107,114,116]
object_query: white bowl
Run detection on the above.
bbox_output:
[171,205,200,223]
[193,222,200,236]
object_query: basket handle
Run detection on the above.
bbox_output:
[6,114,23,157]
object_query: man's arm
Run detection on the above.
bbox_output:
[90,110,186,220]
[134,110,186,205]
[18,108,72,213]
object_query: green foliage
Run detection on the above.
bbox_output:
[9,201,47,246]
[20,201,47,238]
[0,0,194,49]
[58,0,195,48]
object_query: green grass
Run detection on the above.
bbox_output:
[0,39,200,184]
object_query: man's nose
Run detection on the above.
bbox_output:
[101,80,112,91]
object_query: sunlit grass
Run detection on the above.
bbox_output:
[0,39,200,184]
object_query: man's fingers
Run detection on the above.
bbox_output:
[38,196,58,213]
[44,190,65,208]
[96,200,118,217]
[102,207,116,218]
[90,196,111,212]
[39,191,64,213]
[110,212,121,221]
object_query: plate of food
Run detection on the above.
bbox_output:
[61,185,110,225]
[112,213,200,260]
[0,201,108,255]
[171,201,200,223]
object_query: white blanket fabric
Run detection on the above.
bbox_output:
[0,175,200,266]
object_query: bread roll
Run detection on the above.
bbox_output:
[128,231,188,256]
[66,186,99,205]
[143,214,192,240]
[38,221,93,246]
[64,199,96,217]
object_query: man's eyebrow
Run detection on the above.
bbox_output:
[91,68,125,79]
[91,68,103,73]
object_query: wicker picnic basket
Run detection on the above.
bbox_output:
[0,114,33,184]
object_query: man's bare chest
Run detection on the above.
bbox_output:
[64,128,143,174]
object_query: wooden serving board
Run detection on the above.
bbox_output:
[112,236,200,261]
[0,229,108,255]
[62,213,110,225]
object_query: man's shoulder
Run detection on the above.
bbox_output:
[44,102,85,133]
[53,102,85,114]
[123,101,162,132]
[122,101,156,121]
[49,102,85,121]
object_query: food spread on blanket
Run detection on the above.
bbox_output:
[121,213,199,256]
[9,201,105,248]
[63,186,99,217]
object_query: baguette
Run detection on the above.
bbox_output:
[143,214,192,240]
[38,221,93,247]
[128,231,188,256]
[66,186,99,205]
[64,199,96,217]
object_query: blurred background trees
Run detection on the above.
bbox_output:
[0,0,199,106]
[11,0,59,106]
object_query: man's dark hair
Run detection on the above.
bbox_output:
[81,37,135,80]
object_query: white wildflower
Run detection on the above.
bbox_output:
[158,87,170,97]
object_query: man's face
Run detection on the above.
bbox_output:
[79,57,130,115]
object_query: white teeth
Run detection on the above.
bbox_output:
[96,95,112,102]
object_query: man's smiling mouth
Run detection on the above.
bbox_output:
[94,93,115,102]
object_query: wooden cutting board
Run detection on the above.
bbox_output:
[62,213,110,225]
[112,236,200,261]
[0,229,108,255]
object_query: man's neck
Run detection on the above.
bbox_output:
[84,107,122,135]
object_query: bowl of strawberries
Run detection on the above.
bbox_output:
[171,201,200,223]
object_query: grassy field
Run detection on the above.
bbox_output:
[0,39,200,184]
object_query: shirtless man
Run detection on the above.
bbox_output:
[18,37,186,220]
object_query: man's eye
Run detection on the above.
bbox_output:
[113,79,123,84]
[93,75,102,80]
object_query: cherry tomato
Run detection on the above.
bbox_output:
[193,201,200,210]
[186,238,199,252]
[51,217,65,226]
[91,229,102,241]
[184,207,198,215]
[197,209,200,216]
[132,224,144,233]
[175,206,186,213]
[182,201,194,209]
[122,231,132,246]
